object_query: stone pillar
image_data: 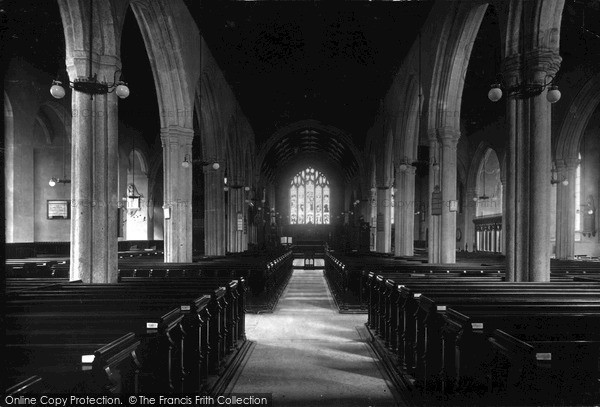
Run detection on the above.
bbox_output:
[376,187,392,253]
[204,167,226,256]
[161,127,193,263]
[227,186,245,253]
[555,158,579,259]
[369,187,377,251]
[69,59,119,283]
[504,51,561,282]
[464,186,477,252]
[344,183,352,225]
[395,164,416,256]
[267,185,276,214]
[242,189,250,250]
[428,138,441,263]
[439,133,459,263]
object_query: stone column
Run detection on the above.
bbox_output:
[555,158,579,259]
[204,167,226,256]
[69,59,119,283]
[227,186,245,253]
[504,51,561,281]
[344,183,352,225]
[161,127,193,263]
[428,137,441,263]
[376,187,392,253]
[395,164,416,256]
[242,189,250,250]
[439,132,459,263]
[267,185,276,215]
[369,187,377,251]
[464,186,477,252]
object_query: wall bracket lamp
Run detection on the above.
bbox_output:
[49,178,71,187]
[181,155,220,170]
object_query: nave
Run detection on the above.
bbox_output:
[229,268,400,407]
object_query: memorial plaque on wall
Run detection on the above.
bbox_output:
[431,188,442,216]
[47,200,70,219]
[237,212,244,231]
[376,212,384,231]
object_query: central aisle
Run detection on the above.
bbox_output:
[228,269,401,406]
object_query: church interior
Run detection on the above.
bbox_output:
[3,0,600,405]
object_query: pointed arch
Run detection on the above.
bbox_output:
[426,1,489,131]
[57,0,121,76]
[5,92,15,243]
[129,0,199,130]
[555,72,600,162]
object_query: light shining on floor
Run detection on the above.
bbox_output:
[228,269,402,406]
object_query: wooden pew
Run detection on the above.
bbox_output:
[488,328,600,406]
[366,272,505,336]
[364,273,600,405]
[6,277,72,294]
[413,292,600,396]
[378,280,600,377]
[5,278,244,394]
[442,305,600,405]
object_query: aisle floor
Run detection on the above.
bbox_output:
[228,269,401,406]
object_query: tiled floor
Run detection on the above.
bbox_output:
[229,269,401,406]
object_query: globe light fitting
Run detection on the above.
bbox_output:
[49,0,129,100]
[181,154,220,170]
[487,74,560,103]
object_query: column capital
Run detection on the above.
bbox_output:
[395,164,416,176]
[502,53,523,87]
[427,129,438,143]
[66,53,121,82]
[437,130,460,147]
[525,49,561,84]
[427,128,460,144]
[502,49,562,87]
[556,157,580,173]
[564,157,581,170]
[160,126,194,145]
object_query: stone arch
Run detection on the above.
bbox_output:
[226,114,243,183]
[555,72,600,162]
[197,74,225,160]
[393,74,423,165]
[256,119,365,184]
[244,143,255,188]
[426,1,489,131]
[5,92,15,243]
[499,0,564,58]
[471,146,503,215]
[376,117,394,188]
[128,148,149,176]
[37,101,72,144]
[224,126,237,184]
[57,0,121,77]
[467,141,496,196]
[128,0,198,130]
[124,147,151,240]
[35,110,54,145]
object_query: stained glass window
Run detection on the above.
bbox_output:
[290,167,330,225]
